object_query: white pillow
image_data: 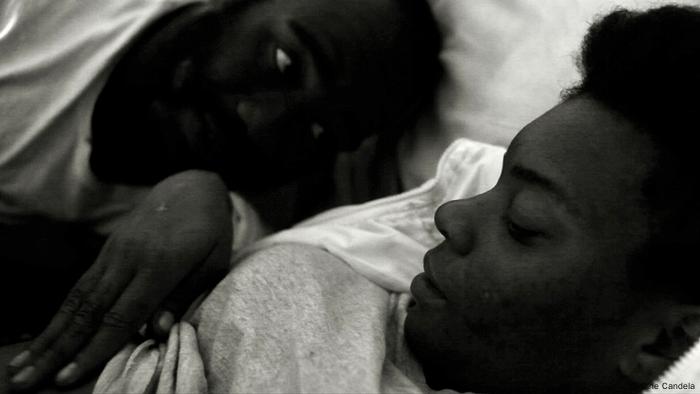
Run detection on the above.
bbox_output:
[400,0,699,187]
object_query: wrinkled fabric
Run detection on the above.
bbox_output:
[97,245,433,393]
[96,323,207,394]
[0,0,196,232]
[246,138,505,293]
[95,138,504,393]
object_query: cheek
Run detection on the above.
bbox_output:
[405,301,478,368]
[440,249,597,337]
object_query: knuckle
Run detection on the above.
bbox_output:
[101,311,136,331]
[72,306,101,329]
[59,288,87,314]
[79,297,103,315]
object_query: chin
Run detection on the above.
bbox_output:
[422,368,462,391]
[405,312,465,392]
[406,309,504,394]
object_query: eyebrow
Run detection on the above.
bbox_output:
[510,165,570,203]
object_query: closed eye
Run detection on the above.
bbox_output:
[505,216,543,244]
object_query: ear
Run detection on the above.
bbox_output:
[619,308,700,385]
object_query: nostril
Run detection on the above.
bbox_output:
[434,216,449,239]
[434,200,474,255]
[434,202,454,238]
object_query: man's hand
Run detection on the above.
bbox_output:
[6,170,232,391]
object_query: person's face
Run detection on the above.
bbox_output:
[142,0,404,188]
[405,97,659,392]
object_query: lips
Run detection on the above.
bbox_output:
[412,271,441,294]
[410,251,447,304]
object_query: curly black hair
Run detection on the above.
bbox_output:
[568,5,700,302]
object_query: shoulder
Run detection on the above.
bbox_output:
[234,243,363,287]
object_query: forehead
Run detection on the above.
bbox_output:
[214,0,402,77]
[229,0,398,26]
[506,97,656,227]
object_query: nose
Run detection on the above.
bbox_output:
[236,93,290,133]
[434,199,476,255]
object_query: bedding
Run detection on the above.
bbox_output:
[95,138,504,393]
[4,0,700,391]
[99,246,430,393]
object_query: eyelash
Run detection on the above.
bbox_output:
[505,217,542,244]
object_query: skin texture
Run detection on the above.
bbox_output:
[6,0,434,390]
[405,97,664,393]
[6,170,233,391]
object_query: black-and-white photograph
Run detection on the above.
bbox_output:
[1,0,699,392]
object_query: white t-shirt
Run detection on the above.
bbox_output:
[0,0,197,233]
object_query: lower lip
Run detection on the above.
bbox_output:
[410,273,447,304]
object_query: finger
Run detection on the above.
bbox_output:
[149,269,215,338]
[158,258,225,318]
[7,262,106,375]
[151,241,230,337]
[8,269,127,391]
[151,310,176,339]
[54,275,167,386]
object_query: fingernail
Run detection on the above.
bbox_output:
[8,350,31,369]
[55,362,79,385]
[158,311,175,332]
[10,365,35,385]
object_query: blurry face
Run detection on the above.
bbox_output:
[405,97,658,392]
[165,0,351,180]
[95,0,406,188]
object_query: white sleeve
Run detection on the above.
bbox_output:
[237,138,505,293]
